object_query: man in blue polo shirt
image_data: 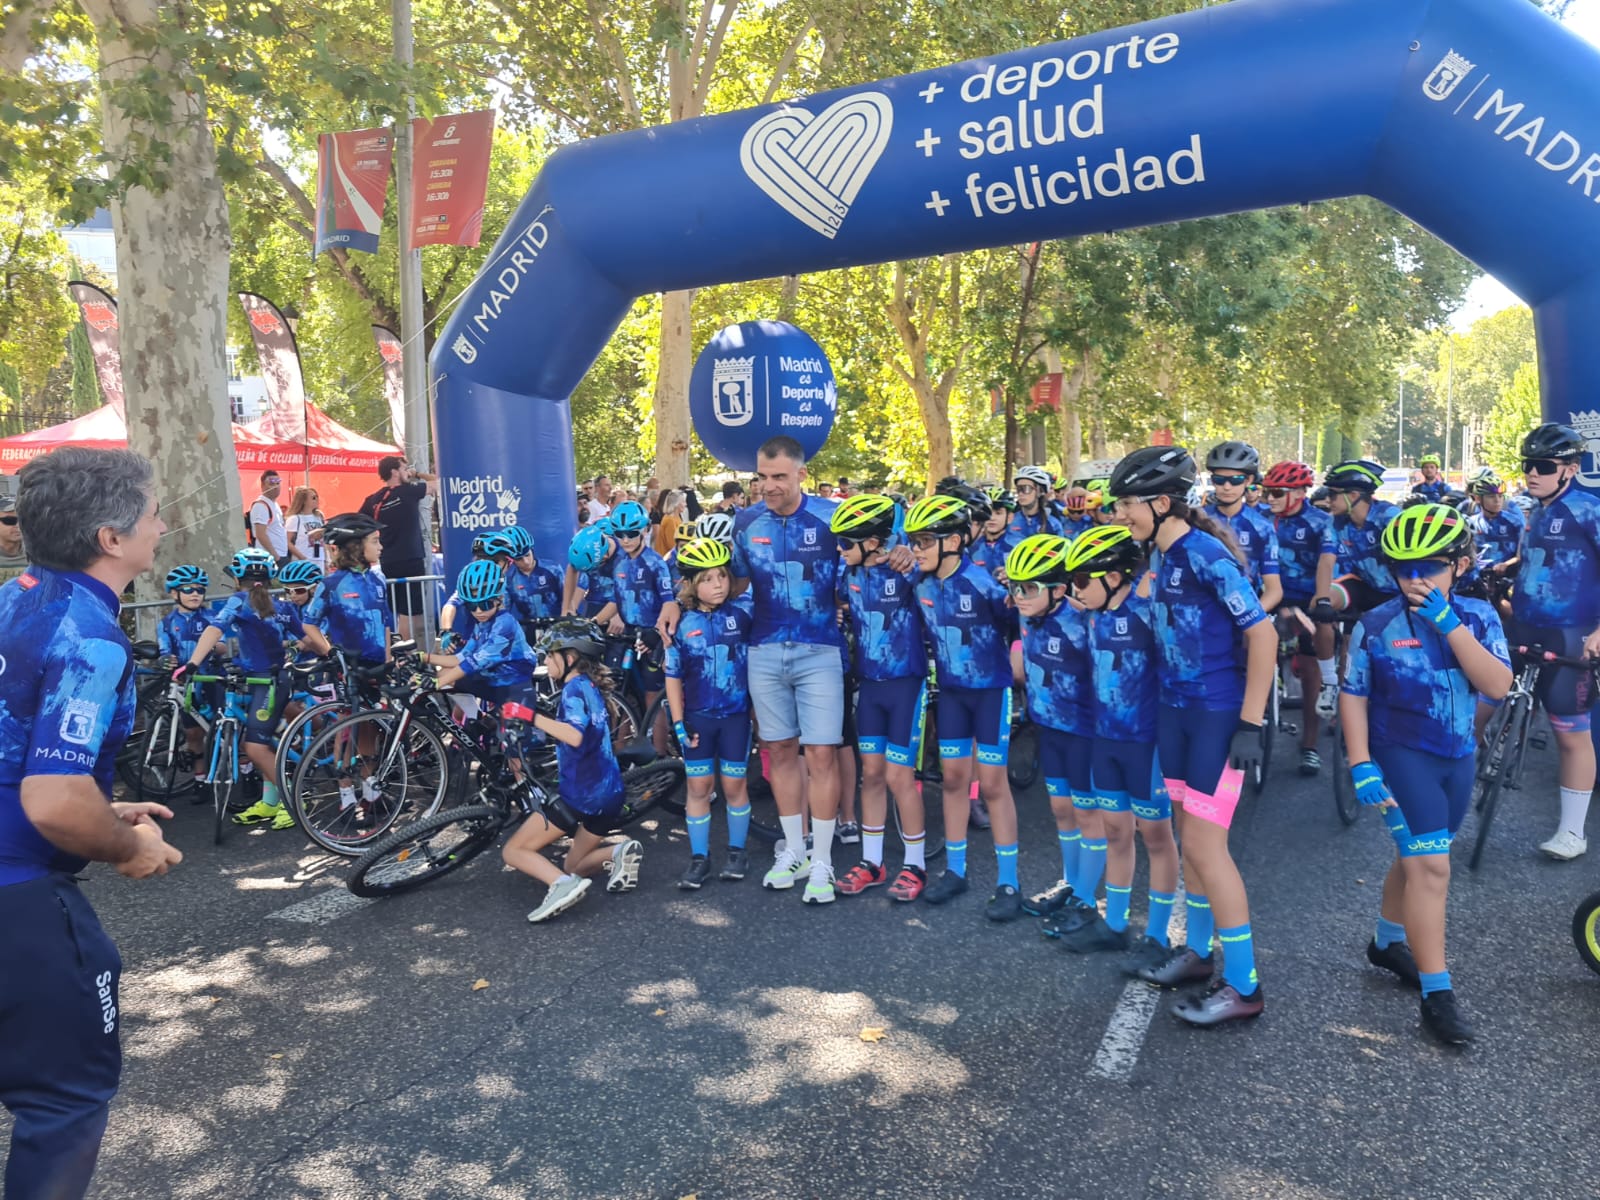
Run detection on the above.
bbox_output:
[0,447,183,1200]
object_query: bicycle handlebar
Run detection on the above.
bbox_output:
[1511,644,1599,670]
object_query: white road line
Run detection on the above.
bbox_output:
[1088,886,1187,1082]
[266,888,374,926]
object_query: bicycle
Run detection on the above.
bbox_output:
[192,666,277,845]
[347,712,686,897]
[123,663,213,803]
[1467,643,1591,871]
[1326,618,1358,827]
[272,651,396,795]
[1574,889,1600,976]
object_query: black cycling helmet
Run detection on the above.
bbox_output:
[1520,422,1585,460]
[1205,440,1261,476]
[1324,459,1386,494]
[939,480,991,525]
[322,511,381,546]
[1107,446,1197,500]
[536,616,607,660]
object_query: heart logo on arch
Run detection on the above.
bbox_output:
[739,92,894,240]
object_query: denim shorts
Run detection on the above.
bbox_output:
[747,642,844,745]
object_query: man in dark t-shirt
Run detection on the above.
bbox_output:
[361,455,438,640]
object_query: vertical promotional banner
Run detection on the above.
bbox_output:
[314,127,394,257]
[408,109,496,250]
[373,325,406,451]
[237,293,309,444]
[66,281,125,419]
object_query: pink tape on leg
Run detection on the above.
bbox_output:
[1183,767,1244,829]
[1163,778,1188,808]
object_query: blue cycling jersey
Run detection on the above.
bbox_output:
[731,496,844,648]
[1415,479,1449,502]
[306,568,392,661]
[159,606,219,664]
[969,531,1015,577]
[1343,595,1510,758]
[206,592,306,673]
[1204,503,1280,591]
[609,547,676,629]
[508,562,563,623]
[1271,506,1336,602]
[576,561,618,620]
[556,673,624,812]
[0,568,137,885]
[837,561,925,682]
[664,604,751,716]
[1019,601,1093,735]
[1468,505,1524,570]
[1514,484,1600,629]
[1334,498,1402,595]
[1090,591,1159,742]
[456,610,538,689]
[913,557,1015,690]
[1152,529,1268,710]
[1061,513,1095,538]
[1007,508,1063,540]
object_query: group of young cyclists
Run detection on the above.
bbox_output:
[146,420,1598,1043]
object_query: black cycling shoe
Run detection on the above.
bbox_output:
[986,884,1024,923]
[1122,935,1171,977]
[921,870,970,905]
[1366,938,1422,990]
[1042,898,1098,939]
[1173,980,1265,1027]
[1420,989,1476,1046]
[1060,914,1132,954]
[1135,946,1215,988]
[677,855,712,890]
[719,848,751,882]
[1299,747,1321,776]
[1022,879,1073,917]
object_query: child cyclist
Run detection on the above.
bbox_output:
[159,564,222,789]
[174,549,331,829]
[1110,447,1276,1026]
[1008,465,1062,540]
[502,617,640,923]
[831,495,931,900]
[970,488,1017,578]
[1202,441,1282,613]
[1003,535,1096,933]
[498,526,563,625]
[1061,526,1182,969]
[566,524,619,622]
[663,538,754,888]
[425,561,540,705]
[905,493,1023,920]
[1312,459,1403,718]
[604,500,680,739]
[1341,503,1511,1044]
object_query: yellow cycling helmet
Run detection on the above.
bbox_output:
[1380,503,1472,562]
[1005,534,1071,585]
[1062,524,1146,576]
[903,493,972,537]
[677,537,732,573]
[830,493,897,541]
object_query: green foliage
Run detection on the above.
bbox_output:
[1483,362,1544,479]
[67,317,97,412]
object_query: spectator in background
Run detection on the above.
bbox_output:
[817,482,836,499]
[717,481,746,513]
[655,488,689,555]
[283,486,325,567]
[0,480,26,586]
[361,455,438,642]
[249,470,287,565]
[837,477,855,498]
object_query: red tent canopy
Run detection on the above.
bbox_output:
[0,403,398,519]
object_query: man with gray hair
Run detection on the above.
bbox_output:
[0,474,26,586]
[0,447,182,1199]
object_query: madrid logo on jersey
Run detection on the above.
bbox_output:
[959,593,972,612]
[883,579,896,596]
[60,699,101,746]
[803,526,817,546]
[1115,617,1128,635]
[1225,592,1249,617]
[1047,637,1061,655]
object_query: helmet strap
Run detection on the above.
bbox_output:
[936,533,964,576]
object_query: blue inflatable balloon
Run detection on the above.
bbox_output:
[689,321,836,471]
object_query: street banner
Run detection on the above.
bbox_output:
[314,127,393,256]
[237,292,308,444]
[67,281,125,419]
[1029,372,1063,412]
[373,325,405,451]
[408,109,496,250]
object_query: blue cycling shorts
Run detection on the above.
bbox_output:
[1156,704,1237,797]
[1092,737,1155,815]
[684,709,752,779]
[1037,726,1092,805]
[243,678,288,747]
[937,684,1011,767]
[855,676,927,768]
[1372,742,1474,843]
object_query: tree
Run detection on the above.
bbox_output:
[0,180,76,395]
[1482,361,1543,478]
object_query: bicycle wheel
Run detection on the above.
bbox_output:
[1331,720,1357,827]
[1251,678,1279,796]
[1469,696,1531,871]
[212,727,236,846]
[615,759,687,825]
[274,699,350,794]
[1573,890,1600,977]
[606,691,643,751]
[347,804,504,897]
[1007,718,1040,791]
[122,704,195,801]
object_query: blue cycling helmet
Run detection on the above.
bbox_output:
[479,529,519,559]
[503,526,534,557]
[609,501,648,535]
[568,525,611,571]
[279,560,323,587]
[457,559,505,605]
[227,547,277,581]
[164,564,208,591]
[470,532,497,557]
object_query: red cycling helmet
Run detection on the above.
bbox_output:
[1263,461,1316,490]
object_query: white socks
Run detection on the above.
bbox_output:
[810,818,836,872]
[1318,658,1337,685]
[862,825,885,867]
[1559,786,1591,837]
[779,813,805,857]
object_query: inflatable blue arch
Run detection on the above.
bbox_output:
[429,0,1600,570]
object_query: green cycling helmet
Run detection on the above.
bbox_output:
[677,537,731,573]
[830,493,897,541]
[1004,534,1070,585]
[1380,503,1473,562]
[1062,524,1146,577]
[903,493,971,538]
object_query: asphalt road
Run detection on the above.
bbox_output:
[6,724,1599,1200]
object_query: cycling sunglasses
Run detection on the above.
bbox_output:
[1521,458,1566,476]
[908,535,941,550]
[1212,474,1250,487]
[1070,571,1109,590]
[284,585,313,597]
[836,536,869,552]
[614,529,645,540]
[466,597,501,612]
[1263,488,1291,499]
[1390,558,1453,580]
[176,585,206,596]
[1008,580,1047,599]
[1015,482,1039,493]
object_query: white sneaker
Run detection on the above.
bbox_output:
[1315,683,1340,720]
[528,874,591,922]
[338,786,357,811]
[801,863,836,905]
[1539,830,1588,861]
[762,848,812,890]
[606,838,643,893]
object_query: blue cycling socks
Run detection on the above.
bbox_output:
[1105,884,1131,932]
[1218,923,1258,994]
[1058,828,1081,884]
[1146,890,1176,946]
[1419,969,1451,997]
[1375,916,1407,950]
[994,843,1018,889]
[725,802,751,850]
[1185,893,1214,958]
[947,839,968,878]
[687,812,711,858]
[262,781,281,808]
[1075,837,1107,900]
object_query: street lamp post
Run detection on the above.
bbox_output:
[1397,376,1405,466]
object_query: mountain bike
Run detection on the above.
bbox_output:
[192,666,277,845]
[1574,889,1600,976]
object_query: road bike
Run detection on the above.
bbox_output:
[192,666,277,845]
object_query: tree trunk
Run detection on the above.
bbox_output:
[87,0,239,599]
[653,288,695,485]
[886,259,962,488]
[1056,348,1092,481]
[1089,417,1108,458]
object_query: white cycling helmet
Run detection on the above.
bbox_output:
[696,511,735,544]
[1186,484,1207,509]
[1015,465,1052,488]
